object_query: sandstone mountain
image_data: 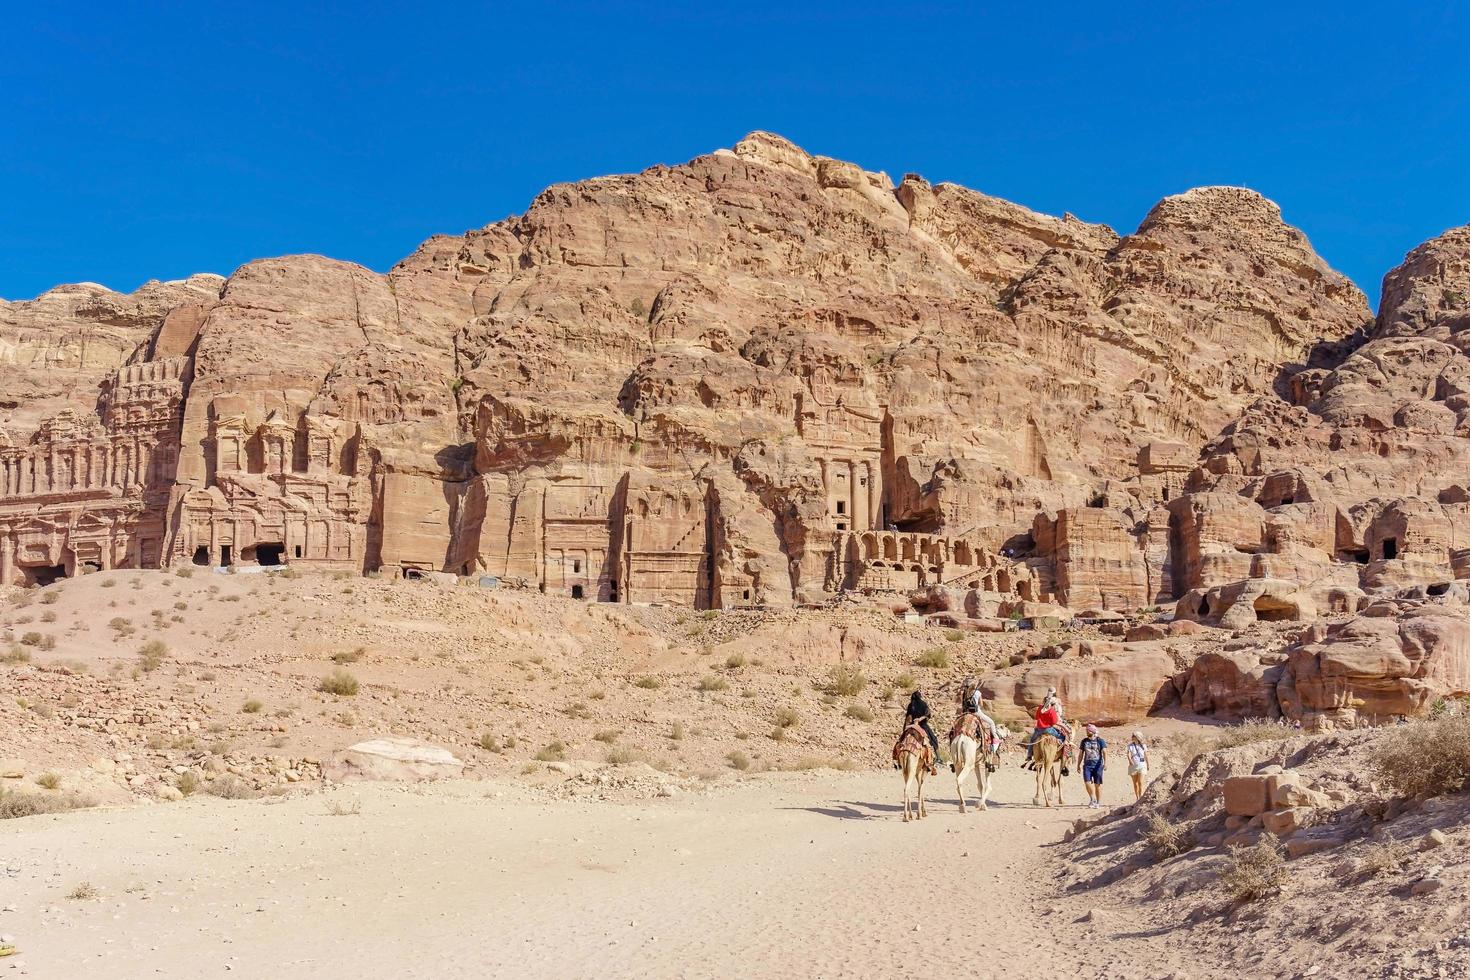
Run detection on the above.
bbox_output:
[0,130,1424,630]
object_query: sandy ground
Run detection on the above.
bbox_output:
[1,763,1200,980]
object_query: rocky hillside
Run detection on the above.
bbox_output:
[0,132,1374,618]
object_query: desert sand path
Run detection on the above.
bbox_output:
[1,764,1193,979]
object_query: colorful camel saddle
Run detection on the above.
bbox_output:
[948,713,981,741]
[892,724,933,769]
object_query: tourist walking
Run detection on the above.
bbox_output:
[1079,724,1107,808]
[1126,731,1148,801]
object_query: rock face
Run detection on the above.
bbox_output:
[325,737,464,782]
[0,133,1375,613]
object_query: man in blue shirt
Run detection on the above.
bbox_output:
[1079,724,1107,808]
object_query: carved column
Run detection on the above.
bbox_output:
[866,460,881,529]
[0,532,12,586]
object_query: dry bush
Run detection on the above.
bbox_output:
[697,676,728,692]
[1,646,30,665]
[845,704,875,722]
[19,632,42,647]
[669,721,685,741]
[478,733,502,752]
[40,610,56,623]
[916,648,950,669]
[325,799,362,816]
[331,649,363,664]
[35,772,60,791]
[0,788,89,819]
[633,676,662,689]
[827,663,867,697]
[593,730,619,743]
[137,639,168,672]
[207,776,256,800]
[39,591,59,605]
[1213,719,1296,751]
[774,706,800,729]
[726,750,751,771]
[175,771,201,796]
[563,702,591,719]
[241,699,264,714]
[175,567,194,578]
[894,671,917,690]
[724,653,747,670]
[535,741,567,762]
[318,669,360,696]
[945,629,965,643]
[1143,813,1194,859]
[1373,715,1470,798]
[1357,839,1408,878]
[604,746,645,766]
[1219,833,1287,902]
[67,882,98,900]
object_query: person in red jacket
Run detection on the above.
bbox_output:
[1023,695,1066,769]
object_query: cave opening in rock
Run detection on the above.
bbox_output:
[192,547,210,566]
[1383,537,1399,560]
[1253,597,1296,622]
[571,584,584,599]
[1428,582,1451,597]
[25,565,66,587]
[220,545,233,566]
[255,543,285,567]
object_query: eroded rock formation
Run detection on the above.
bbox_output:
[0,133,1391,615]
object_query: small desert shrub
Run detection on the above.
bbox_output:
[697,675,728,692]
[1213,719,1296,751]
[827,663,867,697]
[1143,813,1194,859]
[633,676,662,690]
[1219,833,1287,902]
[175,567,194,579]
[35,772,61,790]
[774,706,800,729]
[0,788,88,819]
[137,639,168,672]
[40,591,59,605]
[67,881,99,900]
[173,601,188,611]
[331,648,363,664]
[535,741,566,763]
[241,699,264,714]
[100,579,116,588]
[1357,839,1408,878]
[916,648,950,669]
[944,629,964,643]
[325,798,361,816]
[175,771,201,796]
[779,757,856,772]
[894,671,917,690]
[207,776,256,800]
[40,610,56,623]
[844,704,875,722]
[563,702,591,719]
[593,729,620,743]
[318,669,360,696]
[669,721,685,741]
[726,750,751,771]
[20,632,43,647]
[588,689,606,701]
[1373,715,1470,798]
[2,646,30,665]
[724,653,747,670]
[605,746,644,766]
[478,733,502,752]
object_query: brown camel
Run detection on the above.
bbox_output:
[894,724,931,822]
[1031,732,1065,807]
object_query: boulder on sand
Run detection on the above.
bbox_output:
[325,737,464,782]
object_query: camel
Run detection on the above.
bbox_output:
[894,724,930,822]
[1031,732,1065,807]
[947,714,995,813]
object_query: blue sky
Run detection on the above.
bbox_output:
[3,1,1467,306]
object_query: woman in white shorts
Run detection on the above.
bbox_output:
[1126,731,1149,801]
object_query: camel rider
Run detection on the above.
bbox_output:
[1023,695,1066,769]
[963,684,999,746]
[902,690,940,776]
